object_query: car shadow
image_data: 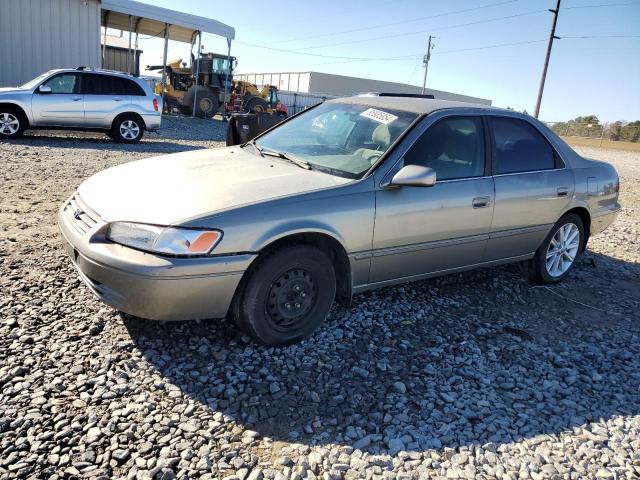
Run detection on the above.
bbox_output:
[122,251,639,455]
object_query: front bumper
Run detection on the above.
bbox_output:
[58,195,256,321]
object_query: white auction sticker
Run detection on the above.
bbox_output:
[359,108,398,125]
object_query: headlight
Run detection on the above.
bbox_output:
[106,222,222,256]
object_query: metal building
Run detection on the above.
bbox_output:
[0,0,102,87]
[101,34,143,76]
[237,71,492,105]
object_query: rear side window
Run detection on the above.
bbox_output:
[491,117,555,174]
[116,78,146,96]
[404,116,486,181]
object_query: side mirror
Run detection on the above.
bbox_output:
[38,85,52,94]
[388,164,437,188]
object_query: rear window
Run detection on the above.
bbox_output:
[491,117,556,174]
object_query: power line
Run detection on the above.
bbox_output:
[264,0,522,46]
[288,9,548,52]
[307,34,640,66]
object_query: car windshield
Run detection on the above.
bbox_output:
[255,102,418,178]
[19,71,53,89]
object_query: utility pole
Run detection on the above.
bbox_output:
[421,35,433,95]
[534,0,561,118]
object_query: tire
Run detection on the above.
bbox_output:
[0,107,26,139]
[112,114,144,143]
[244,97,269,114]
[233,245,336,346]
[193,90,219,118]
[528,213,585,283]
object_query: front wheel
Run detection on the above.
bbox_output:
[529,213,585,283]
[233,245,336,346]
[0,109,26,139]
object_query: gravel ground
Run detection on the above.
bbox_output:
[1,120,639,480]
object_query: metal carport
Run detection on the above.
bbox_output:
[100,0,235,115]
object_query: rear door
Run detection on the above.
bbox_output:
[486,115,574,261]
[82,74,133,128]
[370,113,494,284]
[31,73,83,126]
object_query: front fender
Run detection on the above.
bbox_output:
[249,220,347,253]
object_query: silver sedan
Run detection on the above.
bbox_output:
[58,95,620,345]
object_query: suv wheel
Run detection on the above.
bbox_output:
[0,109,26,139]
[112,115,144,143]
[233,245,336,346]
[528,213,585,283]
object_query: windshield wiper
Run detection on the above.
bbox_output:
[261,149,312,170]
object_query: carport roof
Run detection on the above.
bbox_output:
[101,0,235,43]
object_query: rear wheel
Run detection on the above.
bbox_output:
[0,108,26,139]
[528,213,585,283]
[112,114,144,143]
[233,245,336,346]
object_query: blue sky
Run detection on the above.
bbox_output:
[130,0,640,121]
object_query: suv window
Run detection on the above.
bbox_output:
[82,74,146,96]
[82,74,113,95]
[116,77,146,96]
[491,117,555,174]
[404,116,485,181]
[42,73,79,94]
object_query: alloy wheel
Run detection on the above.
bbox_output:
[119,120,140,140]
[0,113,20,135]
[545,223,580,277]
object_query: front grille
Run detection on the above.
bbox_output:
[63,193,101,234]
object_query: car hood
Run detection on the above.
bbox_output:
[78,147,351,225]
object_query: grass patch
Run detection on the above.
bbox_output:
[562,136,640,152]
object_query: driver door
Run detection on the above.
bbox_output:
[31,72,84,127]
[370,113,494,284]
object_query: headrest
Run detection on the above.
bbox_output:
[372,124,391,148]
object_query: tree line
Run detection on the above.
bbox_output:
[548,116,640,142]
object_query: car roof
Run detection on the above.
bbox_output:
[328,95,502,115]
[49,68,141,80]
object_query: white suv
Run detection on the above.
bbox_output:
[0,68,162,143]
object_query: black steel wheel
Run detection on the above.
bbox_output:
[233,245,336,346]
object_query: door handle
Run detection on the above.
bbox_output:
[557,187,569,197]
[113,97,122,102]
[71,97,82,101]
[472,196,491,208]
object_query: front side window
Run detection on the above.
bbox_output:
[404,116,486,181]
[42,73,79,94]
[255,102,418,178]
[491,117,555,174]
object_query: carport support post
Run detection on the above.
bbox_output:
[222,38,232,117]
[160,23,170,113]
[192,31,202,117]
[102,11,110,68]
[127,15,133,74]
